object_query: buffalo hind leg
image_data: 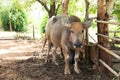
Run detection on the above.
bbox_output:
[45,40,52,63]
[42,35,47,53]
[60,48,64,59]
[52,47,59,65]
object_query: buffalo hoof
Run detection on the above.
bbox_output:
[75,69,80,74]
[53,61,59,65]
[45,59,50,63]
[64,68,71,74]
[74,65,81,74]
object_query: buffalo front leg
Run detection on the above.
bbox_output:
[62,47,71,74]
[52,47,59,65]
[74,50,80,73]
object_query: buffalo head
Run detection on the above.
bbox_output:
[62,16,93,48]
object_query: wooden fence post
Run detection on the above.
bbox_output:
[33,25,35,40]
[97,0,112,79]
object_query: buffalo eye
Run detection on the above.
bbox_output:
[82,30,84,33]
[70,30,73,33]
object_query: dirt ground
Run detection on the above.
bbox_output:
[0,40,103,80]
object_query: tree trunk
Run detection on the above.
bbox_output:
[97,0,115,79]
[84,0,90,63]
[85,0,89,20]
[49,1,56,18]
[62,0,69,15]
[9,22,12,32]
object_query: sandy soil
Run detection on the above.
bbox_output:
[0,40,104,80]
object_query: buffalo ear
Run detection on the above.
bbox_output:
[83,18,93,29]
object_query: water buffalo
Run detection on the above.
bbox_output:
[42,15,81,53]
[42,15,92,74]
[42,15,81,62]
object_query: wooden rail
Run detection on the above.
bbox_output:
[98,43,120,79]
[96,3,120,79]
[96,20,120,25]
[99,59,119,77]
[96,33,120,79]
[88,32,120,79]
[109,31,120,33]
[96,33,120,42]
[97,44,120,60]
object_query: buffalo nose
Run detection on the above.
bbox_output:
[73,41,83,48]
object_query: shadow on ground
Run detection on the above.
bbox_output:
[0,56,102,80]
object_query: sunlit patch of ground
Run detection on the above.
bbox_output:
[0,40,42,56]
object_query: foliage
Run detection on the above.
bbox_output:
[68,0,80,15]
[0,0,27,32]
[38,0,98,35]
[112,0,120,30]
[113,0,120,21]
[10,5,26,31]
[89,1,97,14]
[24,0,36,9]
[0,9,9,30]
[40,14,49,34]
[67,0,97,21]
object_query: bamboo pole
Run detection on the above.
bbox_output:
[89,33,120,60]
[88,33,97,43]
[96,20,120,26]
[97,44,120,60]
[99,59,119,77]
[96,33,120,42]
[109,31,120,33]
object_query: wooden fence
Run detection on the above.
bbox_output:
[92,20,120,80]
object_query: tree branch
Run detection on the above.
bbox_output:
[36,0,50,13]
[55,3,61,15]
[106,0,116,17]
[85,0,90,20]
